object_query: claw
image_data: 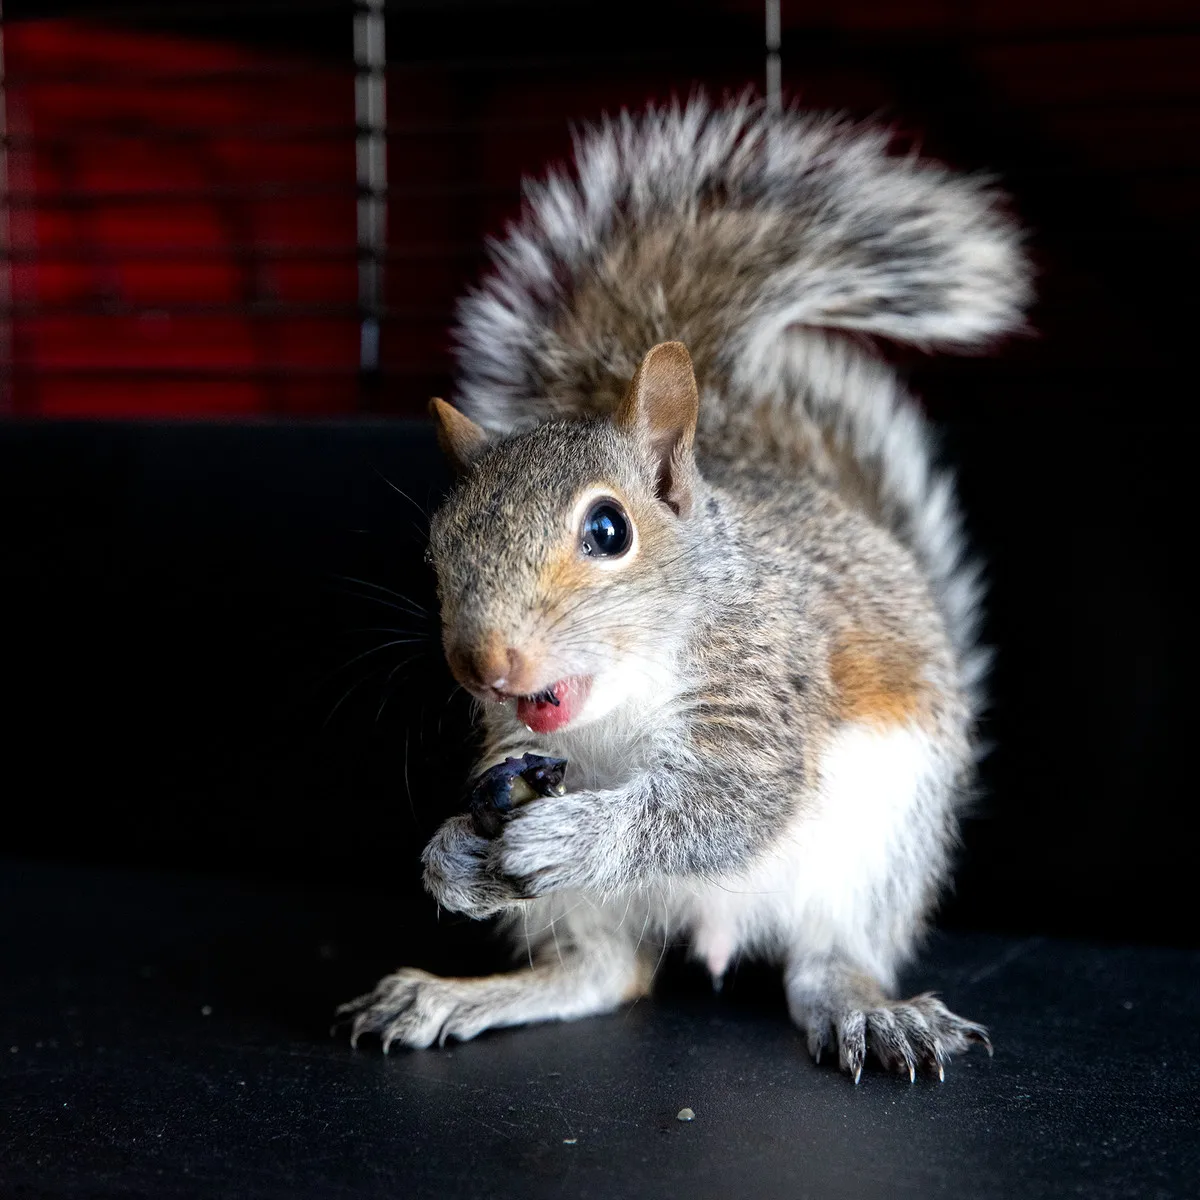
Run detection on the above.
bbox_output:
[894,1009,940,1079]
[805,1015,831,1066]
[335,993,368,1016]
[810,1037,823,1065]
[839,1010,867,1084]
[810,993,989,1083]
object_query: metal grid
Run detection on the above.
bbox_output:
[1,1,1195,418]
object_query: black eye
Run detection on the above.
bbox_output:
[581,500,631,558]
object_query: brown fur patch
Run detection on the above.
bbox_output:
[536,541,595,601]
[733,401,883,524]
[536,486,650,601]
[830,634,927,727]
[534,490,656,662]
[621,956,656,1003]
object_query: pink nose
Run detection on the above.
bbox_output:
[449,635,538,696]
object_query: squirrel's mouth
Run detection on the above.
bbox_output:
[515,675,592,734]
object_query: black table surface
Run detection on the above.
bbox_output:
[2,859,1197,1199]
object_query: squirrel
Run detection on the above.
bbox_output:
[339,98,1030,1082]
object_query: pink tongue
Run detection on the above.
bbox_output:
[516,677,590,734]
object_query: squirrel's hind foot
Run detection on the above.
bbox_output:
[787,958,990,1083]
[802,993,990,1083]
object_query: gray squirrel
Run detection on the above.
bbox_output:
[339,99,1030,1082]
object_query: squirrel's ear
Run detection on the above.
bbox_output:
[616,341,699,517]
[429,398,488,470]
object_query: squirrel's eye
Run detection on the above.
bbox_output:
[581,500,631,558]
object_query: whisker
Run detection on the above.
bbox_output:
[653,888,672,979]
[634,894,652,957]
[333,591,434,625]
[437,684,465,739]
[521,907,534,970]
[374,652,424,725]
[369,465,433,530]
[323,663,392,730]
[342,622,428,633]
[529,895,590,937]
[330,637,430,679]
[401,727,417,825]
[332,574,429,617]
[549,912,565,968]
[616,889,635,937]
[341,625,431,640]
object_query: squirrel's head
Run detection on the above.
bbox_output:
[427,342,700,735]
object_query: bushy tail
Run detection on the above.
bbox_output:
[452,97,1030,694]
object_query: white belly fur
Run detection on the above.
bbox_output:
[666,722,948,987]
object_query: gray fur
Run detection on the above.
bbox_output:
[339,99,1031,1081]
[455,97,1027,699]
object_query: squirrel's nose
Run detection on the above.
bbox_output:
[450,635,537,696]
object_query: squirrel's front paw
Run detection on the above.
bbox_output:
[337,968,492,1051]
[421,814,529,917]
[491,794,598,897]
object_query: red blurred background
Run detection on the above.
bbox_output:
[2,1,1196,418]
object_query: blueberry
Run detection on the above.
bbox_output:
[467,754,569,838]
